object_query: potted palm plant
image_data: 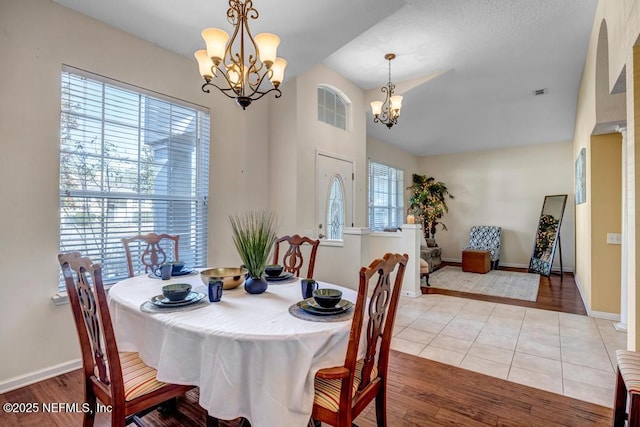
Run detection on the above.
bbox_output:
[408,173,454,241]
[229,211,279,294]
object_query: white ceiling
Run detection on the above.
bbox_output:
[53,0,598,156]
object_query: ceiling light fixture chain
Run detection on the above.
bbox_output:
[194,0,287,110]
[371,53,403,129]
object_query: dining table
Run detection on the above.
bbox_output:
[107,269,359,427]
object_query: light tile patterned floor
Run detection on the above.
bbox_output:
[392,293,627,407]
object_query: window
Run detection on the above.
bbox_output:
[368,161,404,231]
[59,67,210,289]
[317,86,347,130]
[326,176,345,240]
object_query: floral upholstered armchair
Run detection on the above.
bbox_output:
[463,226,502,269]
[420,235,442,272]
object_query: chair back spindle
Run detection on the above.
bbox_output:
[312,252,408,427]
[59,252,125,403]
[273,234,320,279]
[121,232,180,277]
[351,254,406,393]
[59,251,195,426]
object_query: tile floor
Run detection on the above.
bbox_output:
[391,293,627,407]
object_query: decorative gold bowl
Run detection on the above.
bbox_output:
[200,267,247,290]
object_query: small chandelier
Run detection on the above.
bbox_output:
[370,53,403,129]
[194,0,287,110]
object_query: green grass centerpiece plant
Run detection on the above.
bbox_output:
[229,211,278,294]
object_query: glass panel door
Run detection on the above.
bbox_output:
[316,153,354,240]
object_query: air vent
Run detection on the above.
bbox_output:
[533,88,548,96]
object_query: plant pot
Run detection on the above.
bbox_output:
[244,276,268,294]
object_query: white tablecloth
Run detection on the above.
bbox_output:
[107,273,357,427]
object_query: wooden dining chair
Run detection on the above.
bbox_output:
[121,232,180,277]
[310,252,408,427]
[59,252,194,427]
[273,234,320,279]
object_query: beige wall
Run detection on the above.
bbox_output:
[0,0,269,385]
[631,44,639,348]
[4,0,640,389]
[594,20,626,126]
[269,64,368,236]
[417,142,575,271]
[267,78,299,234]
[367,138,578,279]
[573,0,640,344]
[0,0,373,388]
[297,65,368,232]
[590,134,622,314]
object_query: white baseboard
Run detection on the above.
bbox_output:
[573,274,590,314]
[614,322,628,332]
[495,262,530,269]
[401,290,420,298]
[573,275,620,320]
[0,359,82,394]
[589,310,621,321]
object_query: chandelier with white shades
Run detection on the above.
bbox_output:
[194,0,287,110]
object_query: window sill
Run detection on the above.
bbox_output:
[370,231,403,238]
[52,283,115,306]
[52,291,69,306]
[319,240,344,248]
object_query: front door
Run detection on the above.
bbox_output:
[316,153,354,240]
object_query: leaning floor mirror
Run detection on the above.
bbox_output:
[528,194,567,276]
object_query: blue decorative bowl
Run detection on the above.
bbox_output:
[265,264,284,277]
[313,288,343,308]
[162,283,192,301]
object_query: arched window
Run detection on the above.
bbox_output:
[326,176,345,240]
[317,86,348,130]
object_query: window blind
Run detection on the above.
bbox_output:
[59,67,210,288]
[368,161,404,231]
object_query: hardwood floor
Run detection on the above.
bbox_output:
[422,263,587,315]
[0,265,607,426]
[0,350,611,426]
